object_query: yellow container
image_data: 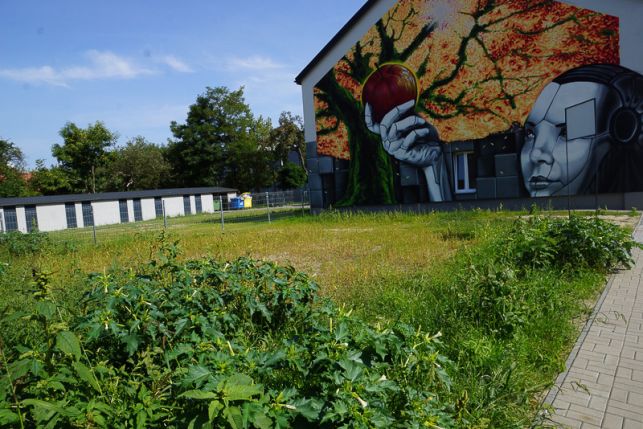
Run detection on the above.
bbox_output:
[241,193,253,208]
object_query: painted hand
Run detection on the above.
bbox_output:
[365,100,441,167]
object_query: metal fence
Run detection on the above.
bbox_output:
[214,189,310,228]
[1,190,310,246]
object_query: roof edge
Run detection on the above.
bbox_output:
[0,187,238,208]
[295,0,379,85]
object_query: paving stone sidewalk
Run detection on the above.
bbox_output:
[542,217,643,428]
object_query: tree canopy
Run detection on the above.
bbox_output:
[101,137,171,192]
[0,139,30,197]
[269,112,306,169]
[28,160,75,196]
[52,121,117,193]
[167,86,255,188]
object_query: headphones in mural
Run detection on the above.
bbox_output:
[553,64,643,147]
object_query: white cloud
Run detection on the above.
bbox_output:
[0,50,154,86]
[225,55,285,71]
[0,65,67,87]
[157,55,193,73]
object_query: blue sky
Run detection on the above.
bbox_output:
[0,0,365,167]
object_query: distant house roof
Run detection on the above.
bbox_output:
[0,187,237,208]
[295,0,378,85]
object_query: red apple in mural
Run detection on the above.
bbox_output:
[362,64,418,123]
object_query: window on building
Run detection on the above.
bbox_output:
[154,197,163,218]
[25,205,38,232]
[195,194,203,214]
[183,195,191,215]
[3,207,18,232]
[119,200,129,223]
[133,198,143,221]
[65,203,77,229]
[82,202,94,227]
[454,152,477,194]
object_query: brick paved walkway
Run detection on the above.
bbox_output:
[541,217,643,428]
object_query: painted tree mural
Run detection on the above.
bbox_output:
[314,0,619,206]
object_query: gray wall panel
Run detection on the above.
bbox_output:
[496,176,520,199]
[308,174,323,191]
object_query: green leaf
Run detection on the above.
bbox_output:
[173,318,190,339]
[9,359,31,380]
[334,321,349,341]
[0,409,19,425]
[183,365,211,386]
[47,381,66,391]
[223,384,263,402]
[136,410,147,429]
[29,358,44,377]
[338,359,363,382]
[291,398,323,421]
[222,374,262,402]
[1,310,28,324]
[22,399,65,413]
[208,400,223,422]
[35,301,57,320]
[224,406,244,429]
[72,361,101,393]
[55,331,81,360]
[123,334,140,356]
[179,390,217,400]
[251,412,273,429]
[226,373,253,386]
[92,413,107,427]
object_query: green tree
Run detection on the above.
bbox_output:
[28,160,75,195]
[225,116,276,191]
[268,111,306,170]
[101,137,171,191]
[0,138,30,197]
[277,162,308,189]
[166,86,256,187]
[52,121,117,193]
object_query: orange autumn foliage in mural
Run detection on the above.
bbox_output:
[315,0,619,160]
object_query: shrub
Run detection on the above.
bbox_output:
[505,215,637,271]
[0,236,454,428]
[450,215,638,339]
[0,231,50,257]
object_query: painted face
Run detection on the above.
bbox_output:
[521,81,608,197]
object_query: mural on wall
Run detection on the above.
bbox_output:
[313,0,635,206]
[521,65,643,197]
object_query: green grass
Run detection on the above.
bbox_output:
[1,209,639,428]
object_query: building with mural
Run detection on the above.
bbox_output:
[296,0,643,210]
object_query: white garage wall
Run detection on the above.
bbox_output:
[141,198,156,221]
[163,197,183,217]
[16,206,27,233]
[92,201,120,227]
[75,203,84,228]
[202,194,215,213]
[36,204,67,232]
[189,195,196,214]
[126,199,135,222]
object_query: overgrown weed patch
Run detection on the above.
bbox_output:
[0,211,639,427]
